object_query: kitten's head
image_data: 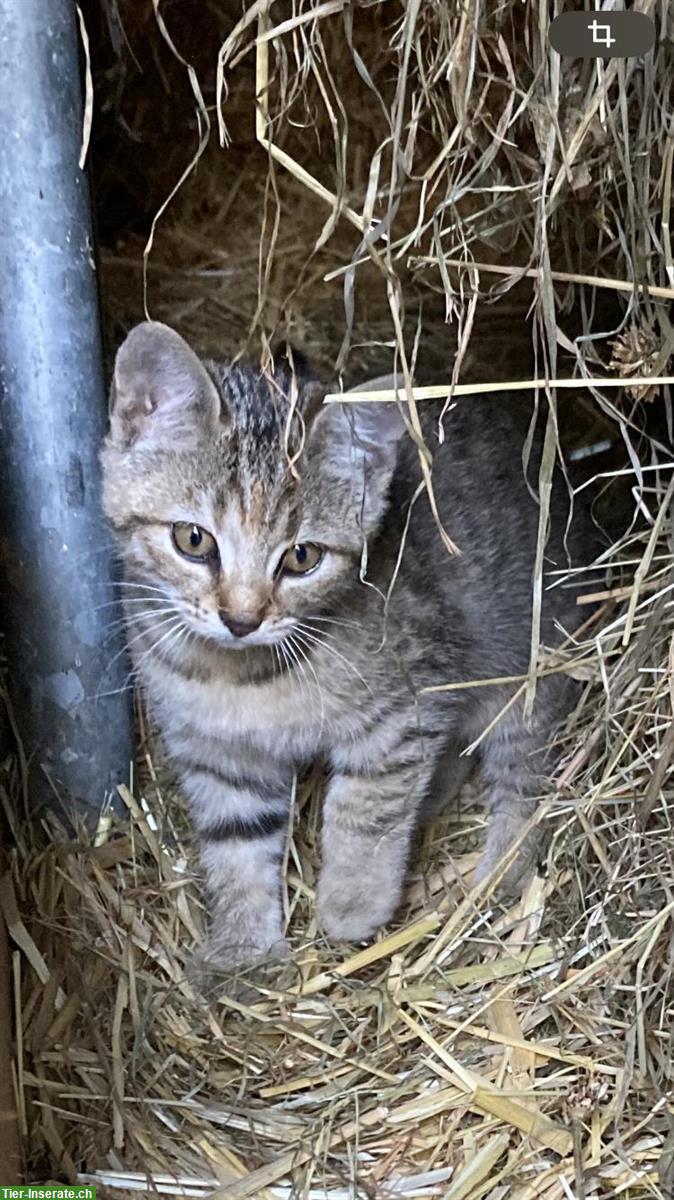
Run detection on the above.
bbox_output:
[101,321,406,647]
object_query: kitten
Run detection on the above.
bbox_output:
[102,321,596,969]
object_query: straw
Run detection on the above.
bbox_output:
[6,0,674,1194]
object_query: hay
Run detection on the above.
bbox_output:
[5,543,674,1196]
[3,0,674,1195]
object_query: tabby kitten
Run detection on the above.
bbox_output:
[102,321,593,969]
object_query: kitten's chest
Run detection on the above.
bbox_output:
[145,659,327,761]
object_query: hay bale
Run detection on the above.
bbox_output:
[5,0,674,1194]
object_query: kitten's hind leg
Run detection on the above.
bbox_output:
[419,736,478,826]
[476,702,562,892]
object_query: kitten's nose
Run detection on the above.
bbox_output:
[219,612,262,639]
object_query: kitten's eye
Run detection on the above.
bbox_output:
[172,523,218,562]
[280,543,323,576]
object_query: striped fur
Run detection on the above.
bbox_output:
[101,322,600,969]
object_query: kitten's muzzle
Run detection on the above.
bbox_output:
[219,612,262,639]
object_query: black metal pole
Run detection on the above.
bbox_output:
[0,0,133,819]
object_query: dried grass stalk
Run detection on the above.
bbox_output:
[5,0,674,1194]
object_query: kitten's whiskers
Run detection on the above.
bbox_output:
[132,616,188,676]
[104,604,179,638]
[87,595,172,616]
[307,615,364,631]
[100,610,181,683]
[282,635,313,709]
[294,624,373,695]
[94,609,182,700]
[112,580,172,598]
[288,633,327,732]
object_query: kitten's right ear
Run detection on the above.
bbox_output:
[109,321,222,449]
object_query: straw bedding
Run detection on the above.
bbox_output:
[2,0,674,1195]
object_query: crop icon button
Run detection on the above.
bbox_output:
[549,11,656,58]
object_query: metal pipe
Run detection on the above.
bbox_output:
[0,0,133,818]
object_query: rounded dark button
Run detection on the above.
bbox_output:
[549,11,656,58]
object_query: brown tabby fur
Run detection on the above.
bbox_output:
[102,322,599,970]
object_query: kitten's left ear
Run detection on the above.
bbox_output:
[109,321,222,449]
[309,374,407,477]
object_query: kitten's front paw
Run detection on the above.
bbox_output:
[187,926,290,1000]
[317,869,400,943]
[200,931,291,972]
[475,827,541,897]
